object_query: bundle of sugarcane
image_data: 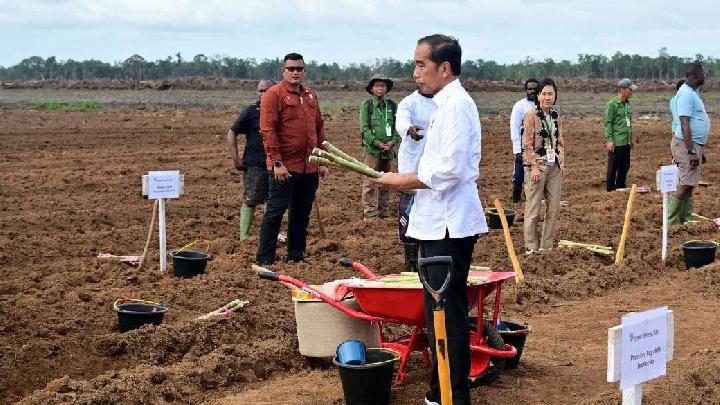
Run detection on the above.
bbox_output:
[558,240,614,256]
[309,145,382,178]
[374,272,488,287]
[197,299,249,320]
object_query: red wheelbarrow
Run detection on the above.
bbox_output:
[257,259,517,385]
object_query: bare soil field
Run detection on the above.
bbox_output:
[1,88,719,404]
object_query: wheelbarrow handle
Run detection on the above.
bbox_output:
[258,271,280,282]
[418,256,454,301]
[338,258,378,279]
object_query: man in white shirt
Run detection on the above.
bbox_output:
[509,79,539,202]
[395,89,436,272]
[374,34,487,405]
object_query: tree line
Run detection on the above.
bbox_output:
[1,48,716,82]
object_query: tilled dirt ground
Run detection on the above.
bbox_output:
[1,91,719,404]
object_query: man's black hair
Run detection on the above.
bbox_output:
[283,53,304,64]
[417,34,462,76]
[676,79,685,90]
[537,78,558,104]
[524,78,539,90]
[685,61,704,78]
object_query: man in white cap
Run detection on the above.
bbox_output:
[604,78,638,192]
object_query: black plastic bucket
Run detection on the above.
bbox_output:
[487,208,515,229]
[333,348,399,405]
[115,303,168,332]
[682,240,718,269]
[171,250,211,278]
[497,320,531,370]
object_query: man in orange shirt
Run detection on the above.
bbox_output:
[256,53,329,265]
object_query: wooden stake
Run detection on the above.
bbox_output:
[138,199,159,270]
[314,198,326,239]
[494,199,524,283]
[615,184,637,264]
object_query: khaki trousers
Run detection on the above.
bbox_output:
[362,154,393,217]
[523,164,562,250]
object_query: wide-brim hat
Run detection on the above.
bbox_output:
[366,74,393,94]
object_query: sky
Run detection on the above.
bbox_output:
[1,0,718,67]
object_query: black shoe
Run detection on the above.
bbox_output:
[284,257,311,265]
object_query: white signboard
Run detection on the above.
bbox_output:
[620,307,668,389]
[658,165,679,193]
[148,170,180,199]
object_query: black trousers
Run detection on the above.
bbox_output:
[420,233,478,405]
[256,171,319,264]
[607,145,631,191]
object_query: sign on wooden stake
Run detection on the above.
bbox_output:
[142,171,184,271]
[608,307,674,405]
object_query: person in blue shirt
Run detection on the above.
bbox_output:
[669,79,685,136]
[669,62,710,224]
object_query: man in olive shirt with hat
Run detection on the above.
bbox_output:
[604,78,638,192]
[360,74,400,219]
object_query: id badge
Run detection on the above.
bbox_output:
[547,149,556,166]
[625,117,631,127]
[386,124,392,138]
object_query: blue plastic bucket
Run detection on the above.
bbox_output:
[336,340,366,365]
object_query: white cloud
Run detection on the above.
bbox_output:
[0,0,718,66]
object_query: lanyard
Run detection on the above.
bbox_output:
[379,100,389,125]
[541,113,555,150]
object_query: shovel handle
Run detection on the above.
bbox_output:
[418,256,453,302]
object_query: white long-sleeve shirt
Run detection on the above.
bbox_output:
[395,91,436,173]
[406,79,488,240]
[510,98,536,154]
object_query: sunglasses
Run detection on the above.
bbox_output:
[284,66,305,72]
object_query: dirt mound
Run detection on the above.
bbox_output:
[1,100,718,404]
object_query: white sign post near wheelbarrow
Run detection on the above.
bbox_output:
[657,165,679,263]
[607,306,674,405]
[142,170,183,271]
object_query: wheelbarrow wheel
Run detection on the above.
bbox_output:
[467,319,505,387]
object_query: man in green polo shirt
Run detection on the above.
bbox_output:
[604,78,638,192]
[360,74,400,219]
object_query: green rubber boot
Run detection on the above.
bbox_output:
[668,195,682,226]
[238,205,255,240]
[681,197,695,224]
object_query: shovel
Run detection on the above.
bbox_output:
[419,255,455,405]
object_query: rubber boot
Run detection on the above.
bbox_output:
[681,197,695,223]
[512,183,522,203]
[667,195,682,225]
[238,205,255,240]
[402,242,419,273]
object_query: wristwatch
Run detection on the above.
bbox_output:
[273,160,283,168]
[687,149,697,155]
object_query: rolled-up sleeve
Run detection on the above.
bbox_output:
[260,89,282,163]
[395,97,412,141]
[522,111,538,168]
[315,96,325,148]
[417,103,472,191]
[509,101,523,154]
[604,101,615,141]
